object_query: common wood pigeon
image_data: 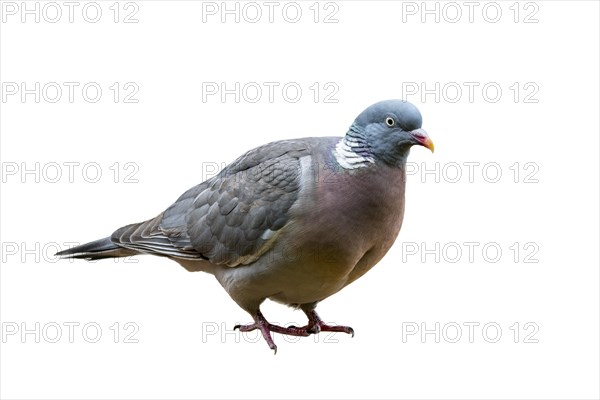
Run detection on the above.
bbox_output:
[57,99,434,352]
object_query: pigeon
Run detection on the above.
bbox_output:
[56,99,434,352]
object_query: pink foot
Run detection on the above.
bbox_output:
[293,310,355,337]
[234,310,310,354]
[234,309,354,353]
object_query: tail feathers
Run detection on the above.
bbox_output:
[55,237,138,260]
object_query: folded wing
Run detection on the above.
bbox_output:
[111,140,311,267]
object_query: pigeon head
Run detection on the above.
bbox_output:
[348,99,434,167]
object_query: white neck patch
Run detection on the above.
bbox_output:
[332,136,374,170]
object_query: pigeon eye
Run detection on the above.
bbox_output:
[385,117,395,127]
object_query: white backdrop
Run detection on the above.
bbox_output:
[1,1,599,399]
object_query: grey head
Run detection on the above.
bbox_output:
[345,99,434,167]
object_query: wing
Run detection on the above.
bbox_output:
[111,139,312,267]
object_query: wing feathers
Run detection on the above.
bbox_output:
[108,139,312,266]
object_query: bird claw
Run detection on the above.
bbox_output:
[307,322,354,337]
[233,323,257,333]
[288,321,354,337]
[233,310,354,352]
[303,310,354,337]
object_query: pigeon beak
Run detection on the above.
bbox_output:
[410,128,435,153]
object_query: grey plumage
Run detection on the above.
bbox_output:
[57,99,434,352]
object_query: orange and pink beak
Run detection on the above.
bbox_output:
[410,128,435,153]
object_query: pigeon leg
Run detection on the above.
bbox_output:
[301,308,355,337]
[234,309,310,353]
